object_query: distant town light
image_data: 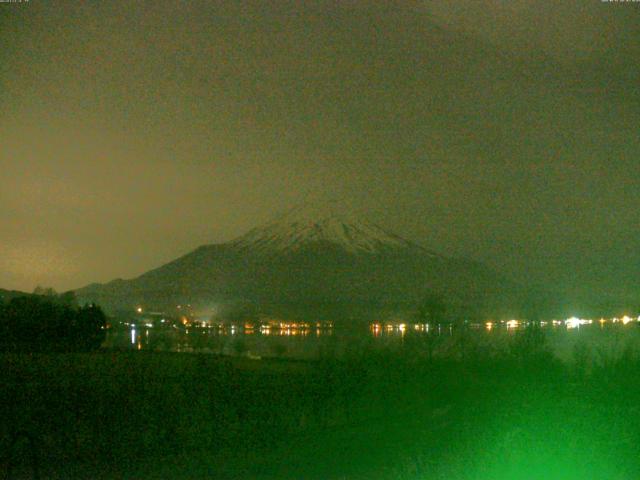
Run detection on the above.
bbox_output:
[506,319,519,329]
[565,317,591,328]
[565,317,580,329]
[136,307,143,313]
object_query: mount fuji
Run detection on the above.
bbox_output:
[76,205,524,321]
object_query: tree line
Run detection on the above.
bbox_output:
[0,288,106,352]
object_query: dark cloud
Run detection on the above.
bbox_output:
[0,1,638,302]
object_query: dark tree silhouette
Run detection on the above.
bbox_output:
[0,293,107,352]
[417,292,447,325]
[73,303,107,351]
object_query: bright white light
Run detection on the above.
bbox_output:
[136,307,143,313]
[130,329,136,344]
[622,316,632,325]
[506,320,519,329]
[565,317,580,329]
[565,317,591,328]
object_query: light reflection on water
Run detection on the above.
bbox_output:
[110,319,640,361]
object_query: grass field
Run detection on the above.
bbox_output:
[2,329,640,479]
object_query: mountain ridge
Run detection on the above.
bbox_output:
[76,207,525,321]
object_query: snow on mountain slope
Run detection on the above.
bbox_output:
[230,204,428,255]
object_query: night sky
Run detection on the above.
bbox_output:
[1,1,639,304]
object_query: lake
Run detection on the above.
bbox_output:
[104,317,640,363]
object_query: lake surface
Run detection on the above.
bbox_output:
[104,318,640,362]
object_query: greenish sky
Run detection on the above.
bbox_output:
[1,1,639,304]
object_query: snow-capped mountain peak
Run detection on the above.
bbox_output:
[230,204,421,254]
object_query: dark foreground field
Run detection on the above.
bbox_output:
[2,329,640,480]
